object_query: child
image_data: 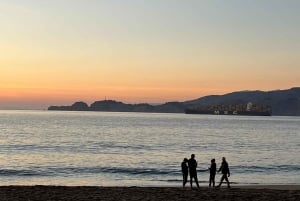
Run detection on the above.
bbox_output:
[209,158,216,187]
[181,158,189,187]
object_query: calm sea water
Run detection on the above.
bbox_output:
[0,110,299,186]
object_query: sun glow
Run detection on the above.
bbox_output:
[1,1,299,109]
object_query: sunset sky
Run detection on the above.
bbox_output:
[1,0,299,109]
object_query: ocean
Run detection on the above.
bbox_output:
[0,110,299,186]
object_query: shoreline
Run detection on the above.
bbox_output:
[1,185,299,201]
[2,184,300,189]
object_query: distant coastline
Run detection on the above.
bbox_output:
[48,87,300,116]
[48,100,185,113]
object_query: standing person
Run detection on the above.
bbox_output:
[217,157,231,188]
[209,158,216,188]
[181,158,189,187]
[188,154,200,188]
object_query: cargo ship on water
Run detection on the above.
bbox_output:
[185,102,272,116]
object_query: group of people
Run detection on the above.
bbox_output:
[181,154,231,188]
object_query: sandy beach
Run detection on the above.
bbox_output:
[1,185,299,201]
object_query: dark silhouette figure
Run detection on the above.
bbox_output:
[209,158,216,187]
[217,157,231,188]
[188,154,200,188]
[181,158,189,187]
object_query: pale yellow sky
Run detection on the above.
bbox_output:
[0,0,299,109]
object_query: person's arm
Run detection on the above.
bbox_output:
[217,164,222,173]
[228,165,230,177]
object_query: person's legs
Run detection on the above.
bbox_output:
[190,175,193,188]
[194,175,200,188]
[224,175,230,188]
[183,174,187,187]
[209,175,212,187]
[218,174,225,187]
[212,174,215,187]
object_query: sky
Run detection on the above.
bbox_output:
[0,0,299,109]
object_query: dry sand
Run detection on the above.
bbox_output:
[0,185,299,201]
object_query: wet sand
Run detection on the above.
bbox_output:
[1,185,299,201]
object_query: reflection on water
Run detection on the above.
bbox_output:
[0,110,299,186]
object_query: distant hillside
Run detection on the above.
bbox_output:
[48,87,300,116]
[48,100,185,113]
[184,87,300,116]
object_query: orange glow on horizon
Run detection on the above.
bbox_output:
[1,82,299,110]
[1,1,299,109]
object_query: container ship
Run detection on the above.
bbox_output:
[185,102,272,116]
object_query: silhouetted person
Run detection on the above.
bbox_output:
[188,154,200,188]
[217,157,230,188]
[209,158,216,188]
[181,158,189,187]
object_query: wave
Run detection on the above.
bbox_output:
[1,164,299,178]
[0,143,162,154]
[0,166,180,177]
[230,165,300,173]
